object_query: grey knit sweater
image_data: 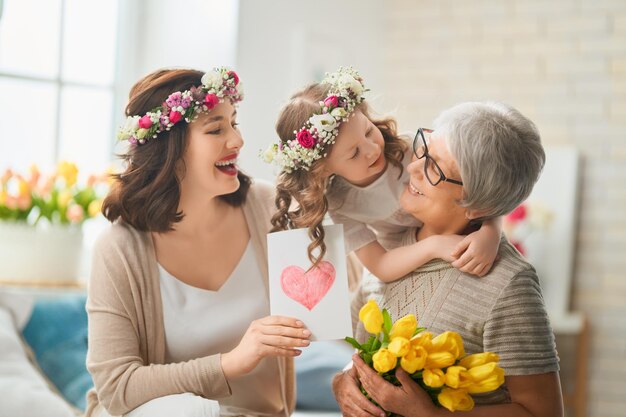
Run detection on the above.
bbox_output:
[352,229,559,405]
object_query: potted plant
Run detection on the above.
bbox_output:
[0,162,109,284]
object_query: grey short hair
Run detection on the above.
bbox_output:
[433,101,545,220]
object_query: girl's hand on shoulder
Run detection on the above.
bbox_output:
[427,234,465,263]
[221,315,311,379]
[451,233,499,277]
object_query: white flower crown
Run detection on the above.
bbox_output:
[117,67,243,145]
[261,66,367,172]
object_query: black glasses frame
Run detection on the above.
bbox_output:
[412,128,463,186]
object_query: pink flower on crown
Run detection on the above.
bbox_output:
[324,95,339,108]
[169,111,182,124]
[204,93,219,109]
[228,71,239,85]
[166,92,182,108]
[297,129,315,149]
[138,115,153,129]
[190,86,205,102]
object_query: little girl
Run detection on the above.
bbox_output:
[263,67,501,282]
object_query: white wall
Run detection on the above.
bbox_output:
[114,0,239,154]
[235,0,386,181]
[115,0,386,181]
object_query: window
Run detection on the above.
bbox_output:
[0,0,119,174]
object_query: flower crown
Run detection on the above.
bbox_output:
[117,67,243,145]
[261,66,367,172]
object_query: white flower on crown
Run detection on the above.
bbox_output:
[117,115,141,140]
[135,128,149,140]
[261,144,276,163]
[126,115,141,130]
[330,107,347,118]
[202,70,224,90]
[116,67,243,145]
[338,74,364,96]
[260,66,367,173]
[310,113,337,132]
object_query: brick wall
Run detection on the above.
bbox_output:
[383,1,626,416]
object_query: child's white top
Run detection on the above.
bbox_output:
[327,149,421,253]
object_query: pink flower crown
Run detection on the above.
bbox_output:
[261,66,367,172]
[117,67,243,145]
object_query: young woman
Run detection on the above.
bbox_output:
[86,67,310,417]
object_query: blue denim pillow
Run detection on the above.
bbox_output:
[21,295,92,411]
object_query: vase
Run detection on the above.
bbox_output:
[0,222,84,284]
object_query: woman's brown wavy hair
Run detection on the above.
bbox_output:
[271,83,407,266]
[102,68,251,232]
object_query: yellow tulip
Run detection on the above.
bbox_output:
[424,351,456,369]
[58,161,78,187]
[400,345,427,373]
[445,366,473,389]
[411,331,433,351]
[0,190,6,205]
[88,199,103,218]
[466,363,505,394]
[359,300,383,335]
[390,314,417,340]
[431,331,465,360]
[466,362,499,381]
[423,368,446,388]
[57,190,73,208]
[388,337,410,357]
[459,352,499,369]
[372,348,397,373]
[438,388,474,412]
[17,179,30,197]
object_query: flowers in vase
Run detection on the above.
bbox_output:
[0,161,110,225]
[345,300,505,412]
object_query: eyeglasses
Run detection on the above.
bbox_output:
[412,128,463,187]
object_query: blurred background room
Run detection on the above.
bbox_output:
[0,1,624,417]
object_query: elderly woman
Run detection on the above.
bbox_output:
[332,102,563,417]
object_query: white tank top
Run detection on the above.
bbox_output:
[159,241,283,416]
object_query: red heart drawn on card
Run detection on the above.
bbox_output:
[280,261,336,310]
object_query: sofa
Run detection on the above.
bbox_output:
[0,288,346,417]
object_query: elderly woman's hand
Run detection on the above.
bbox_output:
[332,362,386,417]
[352,354,439,417]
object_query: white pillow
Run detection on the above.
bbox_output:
[0,307,76,417]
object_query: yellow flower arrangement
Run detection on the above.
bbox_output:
[345,300,505,413]
[0,162,110,225]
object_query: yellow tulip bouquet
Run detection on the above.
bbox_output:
[345,300,505,412]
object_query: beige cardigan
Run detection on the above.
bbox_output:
[85,180,295,417]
